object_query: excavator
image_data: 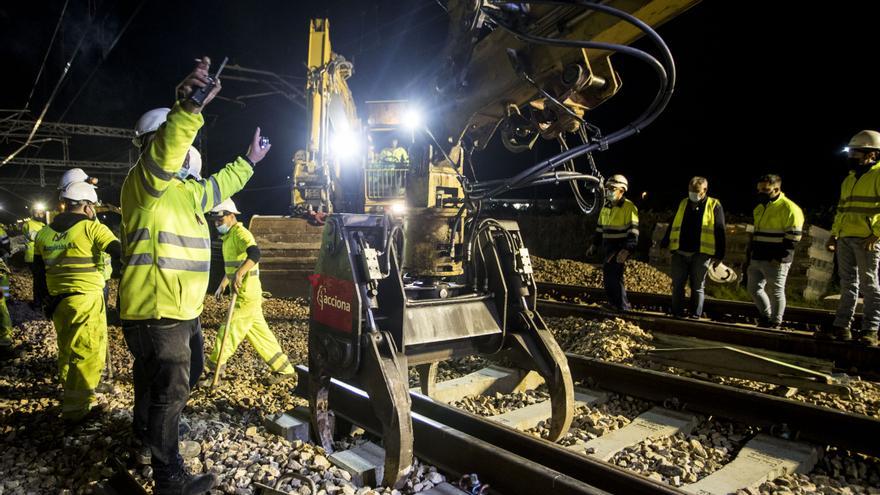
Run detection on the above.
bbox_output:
[259,0,699,488]
[249,21,413,298]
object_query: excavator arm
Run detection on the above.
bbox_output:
[292,18,361,219]
[437,0,698,150]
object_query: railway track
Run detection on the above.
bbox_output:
[536,282,859,332]
[293,352,880,495]
[537,283,880,379]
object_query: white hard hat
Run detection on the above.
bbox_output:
[708,262,738,284]
[606,174,629,192]
[133,107,171,146]
[210,198,240,215]
[60,181,98,204]
[848,130,880,151]
[183,146,202,180]
[57,168,90,191]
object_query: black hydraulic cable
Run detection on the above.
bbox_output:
[474,15,668,197]
[472,1,676,200]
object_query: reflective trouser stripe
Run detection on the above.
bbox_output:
[52,292,106,420]
[47,266,98,274]
[266,352,283,368]
[45,256,95,266]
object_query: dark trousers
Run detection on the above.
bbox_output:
[670,252,711,317]
[122,318,204,479]
[602,248,630,311]
[28,263,42,307]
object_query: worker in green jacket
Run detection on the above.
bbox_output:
[120,58,271,495]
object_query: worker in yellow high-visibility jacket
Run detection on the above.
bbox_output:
[378,138,409,167]
[0,226,11,352]
[33,182,120,425]
[748,174,804,329]
[22,205,47,309]
[120,58,271,495]
[590,175,638,312]
[660,176,726,320]
[825,130,880,345]
[205,199,294,384]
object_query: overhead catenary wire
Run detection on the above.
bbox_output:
[23,0,70,112]
[1,31,90,167]
[56,0,149,123]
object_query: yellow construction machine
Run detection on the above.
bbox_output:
[249,18,365,298]
[301,0,699,488]
[250,20,419,298]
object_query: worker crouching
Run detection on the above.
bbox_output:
[33,182,120,424]
[205,199,294,383]
[591,175,638,312]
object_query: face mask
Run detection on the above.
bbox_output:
[175,167,190,180]
[216,223,231,235]
[604,190,617,201]
[688,192,701,202]
[756,192,772,204]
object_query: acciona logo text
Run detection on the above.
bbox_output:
[316,285,351,313]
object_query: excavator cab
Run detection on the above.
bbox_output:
[363,100,413,214]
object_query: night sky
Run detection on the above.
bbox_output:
[1,1,878,228]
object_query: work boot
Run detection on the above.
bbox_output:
[63,403,107,428]
[135,443,152,465]
[265,372,295,386]
[178,417,191,437]
[859,330,879,346]
[154,469,217,495]
[834,326,853,342]
[814,326,835,340]
[197,364,225,388]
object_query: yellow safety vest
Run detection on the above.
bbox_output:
[753,192,804,245]
[596,198,639,243]
[831,164,880,238]
[120,103,254,321]
[34,219,117,295]
[22,218,46,263]
[221,222,261,297]
[669,197,720,255]
[378,147,409,165]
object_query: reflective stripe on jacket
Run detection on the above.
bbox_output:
[832,164,880,238]
[120,103,254,321]
[35,219,117,295]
